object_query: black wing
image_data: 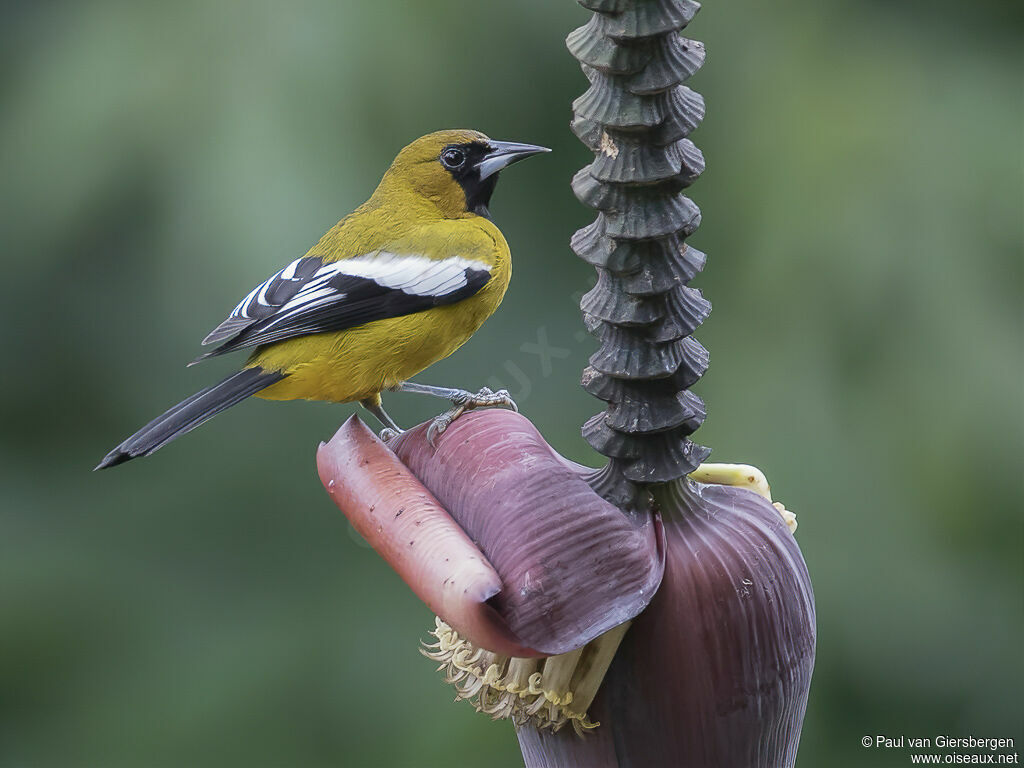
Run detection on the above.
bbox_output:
[200,256,324,346]
[193,252,492,362]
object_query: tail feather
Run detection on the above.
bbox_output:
[95,367,286,470]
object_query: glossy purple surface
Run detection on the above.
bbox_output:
[317,416,538,658]
[390,410,665,656]
[518,480,816,767]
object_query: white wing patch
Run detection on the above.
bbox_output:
[337,252,492,295]
[196,251,493,359]
[252,253,492,332]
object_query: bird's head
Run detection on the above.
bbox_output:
[379,130,549,219]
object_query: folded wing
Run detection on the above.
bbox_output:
[193,252,492,363]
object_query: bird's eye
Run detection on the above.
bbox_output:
[440,147,467,170]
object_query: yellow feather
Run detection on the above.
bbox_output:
[97,129,544,469]
[254,226,511,403]
[250,130,514,404]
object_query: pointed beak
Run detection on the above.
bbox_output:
[476,140,551,180]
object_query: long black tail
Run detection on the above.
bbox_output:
[95,367,286,470]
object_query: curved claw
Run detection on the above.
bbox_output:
[496,390,519,413]
[426,420,442,449]
[379,427,402,443]
[427,405,466,448]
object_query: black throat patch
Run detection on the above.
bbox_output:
[446,142,498,218]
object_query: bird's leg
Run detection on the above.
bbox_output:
[391,381,518,446]
[360,397,403,442]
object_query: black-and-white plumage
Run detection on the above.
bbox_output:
[201,257,323,346]
[192,252,492,362]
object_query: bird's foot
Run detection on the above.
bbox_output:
[378,427,403,443]
[426,387,518,447]
[453,386,518,413]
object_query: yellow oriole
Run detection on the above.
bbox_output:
[97,129,548,469]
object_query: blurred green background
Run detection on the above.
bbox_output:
[2,0,1021,766]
